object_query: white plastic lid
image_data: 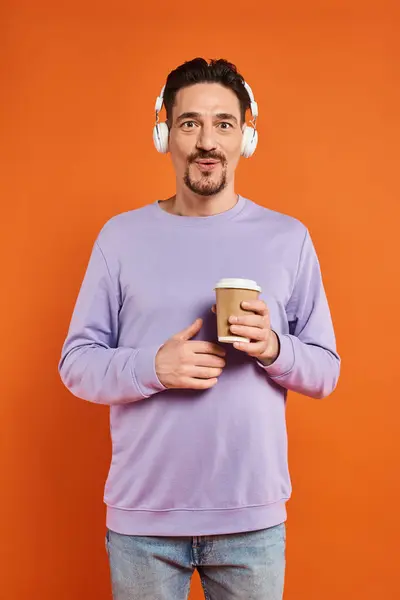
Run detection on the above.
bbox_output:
[214,278,262,292]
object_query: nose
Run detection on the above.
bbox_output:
[196,123,217,152]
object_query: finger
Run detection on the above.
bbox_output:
[241,300,269,316]
[233,340,267,356]
[228,314,268,328]
[195,354,226,368]
[181,377,219,390]
[229,324,268,342]
[174,318,203,341]
[211,304,216,314]
[191,341,226,357]
[190,366,223,379]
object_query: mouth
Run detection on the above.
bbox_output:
[194,159,221,172]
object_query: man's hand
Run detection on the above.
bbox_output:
[212,300,280,365]
[156,318,226,390]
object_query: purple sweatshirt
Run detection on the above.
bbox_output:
[59,195,340,536]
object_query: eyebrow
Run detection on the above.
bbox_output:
[176,112,238,125]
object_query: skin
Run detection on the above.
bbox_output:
[156,83,279,388]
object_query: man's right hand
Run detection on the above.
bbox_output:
[155,318,226,390]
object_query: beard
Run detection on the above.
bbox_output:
[183,152,228,197]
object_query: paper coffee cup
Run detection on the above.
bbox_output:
[214,278,262,343]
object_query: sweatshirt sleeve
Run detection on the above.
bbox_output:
[257,228,341,399]
[58,240,166,405]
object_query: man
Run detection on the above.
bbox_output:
[59,57,340,600]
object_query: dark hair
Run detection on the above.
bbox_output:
[163,58,251,125]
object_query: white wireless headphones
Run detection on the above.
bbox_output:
[153,80,259,158]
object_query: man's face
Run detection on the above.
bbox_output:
[168,83,244,197]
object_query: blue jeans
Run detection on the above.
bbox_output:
[105,523,286,599]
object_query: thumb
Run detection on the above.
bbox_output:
[174,318,203,341]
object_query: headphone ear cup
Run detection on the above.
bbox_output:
[241,125,258,158]
[153,122,169,153]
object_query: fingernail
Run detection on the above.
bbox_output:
[229,315,237,323]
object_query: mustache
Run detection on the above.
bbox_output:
[188,151,226,164]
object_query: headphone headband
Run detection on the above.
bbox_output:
[155,85,165,114]
[243,81,258,119]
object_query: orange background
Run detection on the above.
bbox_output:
[2,1,400,599]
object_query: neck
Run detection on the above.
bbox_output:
[163,181,239,217]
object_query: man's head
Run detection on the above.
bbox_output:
[160,58,253,197]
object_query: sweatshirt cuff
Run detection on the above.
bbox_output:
[257,334,295,378]
[131,345,167,398]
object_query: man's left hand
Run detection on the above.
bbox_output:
[212,300,280,365]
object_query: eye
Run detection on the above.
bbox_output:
[181,121,197,129]
[218,122,233,130]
